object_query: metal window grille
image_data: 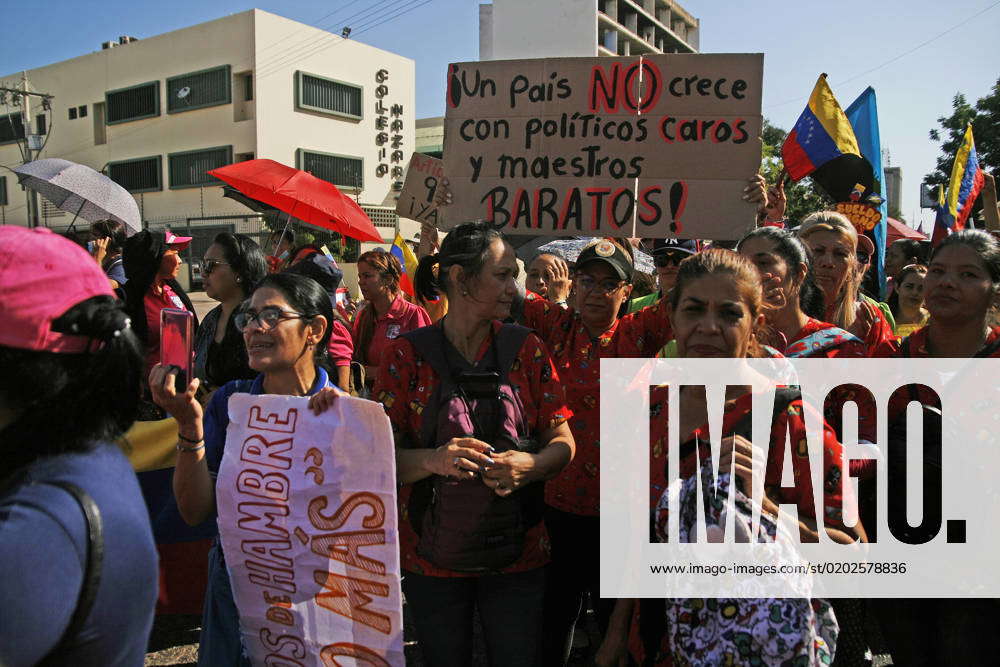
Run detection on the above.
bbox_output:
[361,205,397,230]
[297,72,362,119]
[108,155,162,193]
[0,176,7,206]
[0,113,25,143]
[299,150,363,190]
[106,82,159,124]
[168,146,232,189]
[42,199,66,219]
[167,65,232,114]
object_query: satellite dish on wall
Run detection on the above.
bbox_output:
[177,86,191,100]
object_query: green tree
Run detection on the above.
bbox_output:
[926,78,1000,188]
[760,119,830,225]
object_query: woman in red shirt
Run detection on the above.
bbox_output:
[877,230,1000,660]
[352,250,430,391]
[520,239,674,665]
[600,250,859,667]
[797,212,894,354]
[869,230,1000,665]
[373,222,574,666]
[122,230,199,418]
[737,226,866,358]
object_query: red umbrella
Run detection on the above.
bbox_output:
[886,217,926,245]
[207,159,382,243]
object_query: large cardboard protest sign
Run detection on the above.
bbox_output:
[395,153,446,225]
[443,54,763,239]
[217,393,403,666]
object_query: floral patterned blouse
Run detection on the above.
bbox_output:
[373,320,572,577]
[522,293,674,516]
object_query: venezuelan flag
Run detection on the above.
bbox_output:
[391,232,418,297]
[123,418,216,614]
[782,74,861,181]
[943,124,985,231]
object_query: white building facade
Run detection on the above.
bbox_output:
[479,0,699,61]
[0,9,414,246]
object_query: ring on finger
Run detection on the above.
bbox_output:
[452,456,462,469]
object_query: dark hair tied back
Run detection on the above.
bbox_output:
[52,295,133,346]
[0,295,144,476]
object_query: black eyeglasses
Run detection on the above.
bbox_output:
[576,274,626,294]
[202,259,230,274]
[654,252,689,268]
[235,307,310,331]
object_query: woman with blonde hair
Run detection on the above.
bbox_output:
[797,211,894,353]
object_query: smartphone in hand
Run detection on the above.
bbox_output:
[160,308,194,393]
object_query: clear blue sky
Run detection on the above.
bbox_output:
[1,0,997,228]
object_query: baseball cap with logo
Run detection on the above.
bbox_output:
[652,238,699,256]
[0,226,116,353]
[164,229,192,250]
[576,239,634,282]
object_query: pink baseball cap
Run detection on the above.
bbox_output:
[164,229,192,249]
[0,226,115,353]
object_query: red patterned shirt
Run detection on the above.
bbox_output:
[373,321,571,577]
[523,293,673,516]
[648,389,850,529]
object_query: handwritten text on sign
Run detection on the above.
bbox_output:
[217,393,403,666]
[395,153,445,225]
[442,54,763,239]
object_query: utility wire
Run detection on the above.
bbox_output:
[764,0,1000,110]
[254,0,398,80]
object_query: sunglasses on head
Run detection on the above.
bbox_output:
[654,252,689,268]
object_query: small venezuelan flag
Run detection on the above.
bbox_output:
[943,124,985,231]
[782,74,861,181]
[391,232,419,297]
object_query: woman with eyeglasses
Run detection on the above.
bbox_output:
[797,212,895,354]
[193,233,268,394]
[149,272,342,666]
[515,238,676,666]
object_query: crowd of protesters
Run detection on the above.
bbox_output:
[3,169,1000,667]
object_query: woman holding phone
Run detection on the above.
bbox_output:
[123,230,199,417]
[150,272,343,666]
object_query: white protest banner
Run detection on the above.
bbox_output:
[443,54,763,239]
[217,393,404,666]
[395,153,446,225]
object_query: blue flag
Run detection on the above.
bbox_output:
[845,87,888,298]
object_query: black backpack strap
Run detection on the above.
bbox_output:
[401,325,455,449]
[38,481,104,664]
[494,323,532,382]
